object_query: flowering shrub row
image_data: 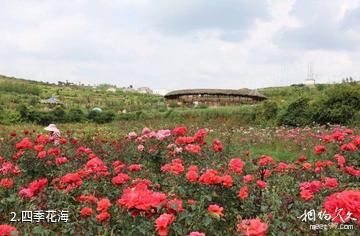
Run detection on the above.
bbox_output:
[0,125,359,235]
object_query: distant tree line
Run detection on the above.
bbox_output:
[0,81,40,95]
[257,82,360,126]
[0,79,359,127]
[10,106,115,125]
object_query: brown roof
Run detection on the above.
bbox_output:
[164,89,267,99]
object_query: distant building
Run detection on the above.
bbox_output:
[164,89,267,107]
[305,79,315,87]
[119,86,154,94]
[92,107,102,113]
[106,88,116,92]
[305,63,316,87]
[137,87,153,94]
[40,96,63,105]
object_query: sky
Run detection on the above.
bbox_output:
[0,0,359,94]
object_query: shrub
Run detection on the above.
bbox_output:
[279,97,312,126]
[258,101,278,120]
[37,112,56,126]
[312,85,360,125]
[88,110,115,124]
[68,108,85,122]
[51,107,67,123]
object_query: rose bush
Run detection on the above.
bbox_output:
[0,125,359,235]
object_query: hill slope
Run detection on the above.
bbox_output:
[0,74,164,113]
[0,74,359,126]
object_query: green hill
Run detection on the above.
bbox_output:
[0,74,165,124]
[0,74,359,126]
[0,74,164,111]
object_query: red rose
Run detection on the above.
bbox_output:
[155,213,176,236]
[237,218,268,236]
[208,204,224,218]
[238,186,249,200]
[97,198,112,212]
[0,224,18,236]
[256,180,267,189]
[229,158,244,174]
[96,211,110,223]
[80,207,93,217]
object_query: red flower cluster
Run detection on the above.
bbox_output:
[258,155,275,166]
[55,157,69,166]
[199,169,222,185]
[96,198,112,223]
[238,186,249,199]
[47,147,61,157]
[344,166,360,176]
[80,207,93,217]
[188,232,205,236]
[334,154,346,167]
[228,158,244,174]
[19,178,48,199]
[117,182,167,213]
[15,137,33,150]
[0,161,20,175]
[243,175,254,183]
[172,126,187,136]
[155,213,176,236]
[256,180,267,189]
[77,194,98,204]
[175,136,195,145]
[314,145,326,155]
[84,157,110,178]
[0,178,14,189]
[128,164,142,172]
[340,143,358,152]
[112,173,131,186]
[221,175,233,188]
[0,224,18,236]
[161,158,185,175]
[299,178,339,201]
[186,165,199,183]
[53,173,83,192]
[323,190,360,224]
[212,139,223,152]
[165,198,184,213]
[237,218,268,236]
[208,204,224,218]
[185,144,201,154]
[112,160,126,174]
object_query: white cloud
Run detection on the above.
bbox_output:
[0,0,359,91]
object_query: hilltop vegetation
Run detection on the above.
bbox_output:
[0,75,164,125]
[0,74,359,127]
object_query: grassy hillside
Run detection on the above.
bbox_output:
[0,74,164,112]
[0,74,359,127]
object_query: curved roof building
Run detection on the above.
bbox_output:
[164,88,266,107]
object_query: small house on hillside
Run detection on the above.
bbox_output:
[107,88,117,92]
[40,96,63,105]
[164,89,267,107]
[305,79,315,87]
[137,87,153,94]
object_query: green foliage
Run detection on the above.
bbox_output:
[0,106,4,123]
[1,74,359,127]
[279,98,312,126]
[68,108,86,122]
[51,107,67,123]
[312,85,360,125]
[258,101,279,121]
[88,110,115,124]
[8,110,22,124]
[0,80,40,95]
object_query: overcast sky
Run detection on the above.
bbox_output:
[0,0,359,93]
